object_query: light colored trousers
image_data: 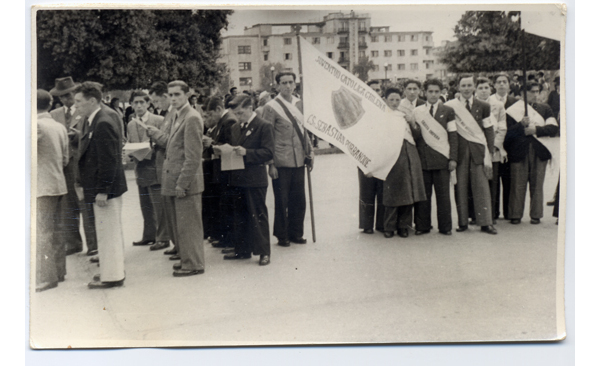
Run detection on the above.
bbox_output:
[94,196,125,282]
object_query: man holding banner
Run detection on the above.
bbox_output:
[262,72,313,247]
[445,75,497,235]
[504,82,558,225]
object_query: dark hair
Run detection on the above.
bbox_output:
[205,96,224,112]
[229,87,238,93]
[74,81,103,103]
[168,80,190,94]
[110,98,120,108]
[37,89,52,111]
[404,79,421,89]
[129,90,150,104]
[475,77,491,87]
[524,82,541,92]
[457,74,475,84]
[276,72,297,84]
[423,78,443,91]
[527,74,536,81]
[149,81,168,96]
[366,80,380,87]
[449,80,456,87]
[494,73,510,84]
[384,87,402,99]
[228,94,253,109]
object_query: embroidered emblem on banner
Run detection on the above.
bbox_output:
[331,86,365,130]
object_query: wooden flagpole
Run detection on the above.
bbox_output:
[519,12,529,116]
[293,25,316,243]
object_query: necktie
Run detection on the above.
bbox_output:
[429,104,434,116]
[65,107,72,125]
[465,100,471,112]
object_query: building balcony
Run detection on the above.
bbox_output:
[337,28,349,34]
[338,57,349,64]
[358,27,368,33]
[358,42,368,49]
[337,42,349,49]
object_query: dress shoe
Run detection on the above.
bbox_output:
[398,228,409,238]
[87,249,98,256]
[208,237,220,244]
[173,269,204,277]
[530,218,541,225]
[58,275,65,282]
[277,239,291,247]
[133,239,154,246]
[65,248,83,256]
[88,279,124,289]
[173,263,182,270]
[384,231,394,238]
[481,225,497,235]
[93,274,101,282]
[169,254,181,261]
[415,229,430,236]
[290,237,307,244]
[469,219,477,225]
[363,228,374,234]
[149,241,170,251]
[439,230,452,236]
[510,219,521,225]
[35,281,58,292]
[211,241,229,248]
[224,252,251,260]
[456,225,468,232]
[90,256,99,263]
[164,248,177,255]
[259,255,270,266]
[547,200,555,206]
[221,248,235,254]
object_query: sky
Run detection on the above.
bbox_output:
[222,8,466,46]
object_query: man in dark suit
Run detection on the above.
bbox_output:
[491,73,519,220]
[74,82,127,289]
[413,78,458,236]
[161,81,205,277]
[446,75,496,235]
[215,94,274,266]
[504,82,558,225]
[49,76,98,257]
[202,96,238,247]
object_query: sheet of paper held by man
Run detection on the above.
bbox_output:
[218,143,245,171]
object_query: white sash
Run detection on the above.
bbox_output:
[268,95,304,132]
[414,104,450,159]
[397,99,417,145]
[505,100,558,160]
[391,109,415,145]
[445,98,492,169]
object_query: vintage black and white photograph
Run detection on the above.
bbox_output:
[30,3,566,348]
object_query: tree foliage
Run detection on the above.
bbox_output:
[439,11,560,73]
[36,9,233,91]
[258,62,285,91]
[352,57,376,82]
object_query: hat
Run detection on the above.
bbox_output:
[259,91,270,100]
[50,76,80,96]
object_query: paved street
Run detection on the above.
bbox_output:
[30,138,562,348]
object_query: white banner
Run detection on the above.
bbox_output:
[299,37,405,180]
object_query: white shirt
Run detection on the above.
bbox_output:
[493,93,507,105]
[87,107,101,125]
[64,105,76,116]
[458,95,474,109]
[242,112,257,129]
[425,100,439,116]
[220,108,229,118]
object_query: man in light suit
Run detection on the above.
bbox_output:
[126,90,169,250]
[49,76,98,257]
[161,81,205,277]
[74,82,127,289]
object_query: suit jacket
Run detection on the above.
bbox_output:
[456,98,495,165]
[414,103,459,170]
[204,110,238,184]
[504,102,558,163]
[127,113,166,187]
[228,115,274,188]
[50,105,86,160]
[37,113,69,197]
[147,107,176,184]
[78,108,127,201]
[161,104,204,196]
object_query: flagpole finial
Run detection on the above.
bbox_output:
[293,24,302,35]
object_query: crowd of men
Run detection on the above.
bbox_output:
[34,70,560,293]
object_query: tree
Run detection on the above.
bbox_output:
[439,11,560,73]
[36,9,233,91]
[352,57,376,82]
[258,62,285,91]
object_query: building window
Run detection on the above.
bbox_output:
[313,37,320,44]
[397,50,405,57]
[424,61,434,69]
[359,36,366,43]
[239,77,252,86]
[411,49,418,56]
[371,36,379,42]
[371,50,379,57]
[425,35,430,41]
[359,50,366,58]
[237,45,251,54]
[327,36,335,44]
[284,38,292,45]
[327,52,334,59]
[263,38,268,46]
[384,35,392,42]
[340,36,348,44]
[385,64,392,71]
[425,49,431,56]
[373,65,380,71]
[285,53,292,60]
[411,35,418,42]
[340,51,346,59]
[410,63,418,70]
[384,50,392,57]
[398,35,405,42]
[263,53,269,61]
[239,62,252,71]
[397,64,405,70]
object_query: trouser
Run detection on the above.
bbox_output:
[146,184,169,242]
[202,180,221,240]
[384,204,413,232]
[272,167,306,241]
[219,184,239,247]
[508,145,547,220]
[553,179,560,218]
[36,195,66,284]
[79,199,98,252]
[455,150,493,227]
[57,160,83,253]
[94,196,125,282]
[164,194,205,271]
[468,162,499,222]
[358,169,384,231]
[414,169,452,233]
[137,185,156,242]
[232,186,270,256]
[497,161,511,219]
